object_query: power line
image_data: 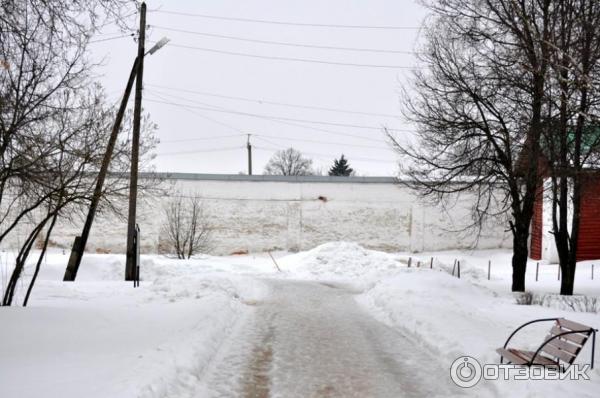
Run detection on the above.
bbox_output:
[157,146,244,157]
[149,10,421,30]
[89,34,134,43]
[154,41,417,69]
[150,25,417,55]
[161,134,246,143]
[254,145,397,164]
[146,83,400,118]
[253,134,392,150]
[147,89,244,133]
[144,97,411,133]
[145,90,394,143]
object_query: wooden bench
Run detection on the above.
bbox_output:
[497,318,597,370]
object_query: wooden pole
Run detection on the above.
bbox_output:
[125,2,146,281]
[247,134,252,175]
[430,257,433,269]
[487,260,491,280]
[417,261,421,268]
[63,58,139,281]
[558,265,561,281]
[592,264,594,280]
[535,262,539,282]
[457,261,461,279]
[452,259,456,276]
[408,257,412,268]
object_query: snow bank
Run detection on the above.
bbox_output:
[358,268,600,397]
[278,241,406,281]
[0,251,269,398]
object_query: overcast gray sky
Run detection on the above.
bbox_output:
[91,0,428,176]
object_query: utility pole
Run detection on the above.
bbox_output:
[247,134,253,175]
[63,58,139,281]
[125,2,146,281]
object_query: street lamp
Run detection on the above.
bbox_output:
[146,37,170,56]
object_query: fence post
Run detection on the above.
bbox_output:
[417,261,421,268]
[592,264,595,280]
[457,261,461,279]
[536,262,539,282]
[558,265,561,281]
[408,257,412,268]
[452,259,457,276]
[430,257,434,269]
[487,260,491,280]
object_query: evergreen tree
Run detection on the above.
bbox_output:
[328,155,354,176]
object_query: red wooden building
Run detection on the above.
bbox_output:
[529,173,600,261]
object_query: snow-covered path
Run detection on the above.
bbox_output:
[196,279,460,398]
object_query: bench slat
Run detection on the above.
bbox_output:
[540,344,576,364]
[557,318,593,332]
[550,326,588,345]
[544,335,582,355]
[496,348,528,365]
[516,350,559,366]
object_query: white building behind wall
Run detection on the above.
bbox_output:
[43,173,512,255]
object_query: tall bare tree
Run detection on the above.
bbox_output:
[542,0,600,295]
[0,1,161,305]
[390,0,557,292]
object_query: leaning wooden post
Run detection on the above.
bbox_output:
[487,260,491,280]
[408,257,412,268]
[457,261,461,279]
[558,265,561,281]
[535,262,539,282]
[430,257,434,269]
[452,259,457,276]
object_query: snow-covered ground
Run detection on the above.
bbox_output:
[0,243,598,397]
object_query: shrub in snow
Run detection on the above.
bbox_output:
[514,292,600,313]
[160,194,212,259]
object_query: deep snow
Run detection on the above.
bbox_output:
[0,243,598,397]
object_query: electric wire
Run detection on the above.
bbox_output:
[146,83,400,118]
[149,10,421,30]
[150,25,417,55]
[157,146,244,157]
[152,41,417,70]
[143,97,410,133]
[147,90,244,134]
[89,34,134,43]
[144,92,394,143]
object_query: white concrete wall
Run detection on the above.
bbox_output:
[41,174,512,255]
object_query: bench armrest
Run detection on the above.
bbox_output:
[499,318,559,364]
[502,318,559,350]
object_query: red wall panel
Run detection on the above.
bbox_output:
[577,175,600,261]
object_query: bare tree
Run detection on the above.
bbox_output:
[161,195,212,259]
[390,0,557,292]
[0,1,161,305]
[264,147,314,176]
[541,0,600,295]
